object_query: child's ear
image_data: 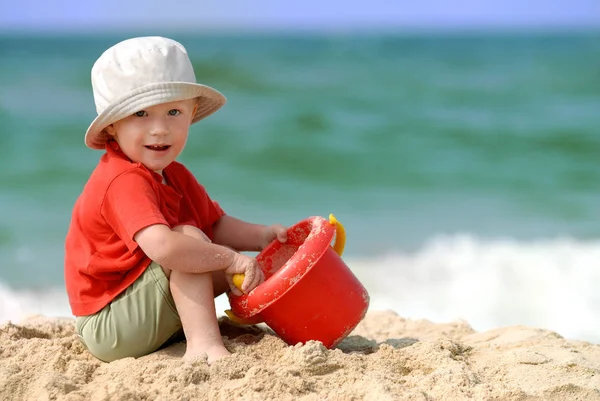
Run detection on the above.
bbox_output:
[105,124,116,137]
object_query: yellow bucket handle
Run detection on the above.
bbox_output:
[329,214,346,256]
[225,274,264,324]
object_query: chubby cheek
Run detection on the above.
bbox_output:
[121,135,144,153]
[169,141,186,159]
[172,129,190,151]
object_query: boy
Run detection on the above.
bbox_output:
[64,36,287,364]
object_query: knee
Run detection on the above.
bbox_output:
[172,224,211,242]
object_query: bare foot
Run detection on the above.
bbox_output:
[183,344,231,365]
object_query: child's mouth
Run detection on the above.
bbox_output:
[145,145,170,151]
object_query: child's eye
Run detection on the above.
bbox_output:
[168,109,181,116]
[134,110,147,117]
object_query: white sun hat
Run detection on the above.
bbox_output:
[85,36,227,150]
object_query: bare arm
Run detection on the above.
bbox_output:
[211,215,266,252]
[134,224,236,273]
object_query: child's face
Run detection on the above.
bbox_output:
[106,99,198,174]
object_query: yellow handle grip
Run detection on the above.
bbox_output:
[329,214,346,256]
[232,273,245,291]
[224,309,263,325]
[226,273,264,324]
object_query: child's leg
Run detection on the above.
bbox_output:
[168,225,231,363]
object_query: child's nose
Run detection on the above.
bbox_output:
[149,118,169,136]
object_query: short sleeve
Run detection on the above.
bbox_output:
[101,169,169,252]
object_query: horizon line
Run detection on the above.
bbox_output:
[1,23,599,37]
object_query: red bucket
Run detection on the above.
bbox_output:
[226,215,369,348]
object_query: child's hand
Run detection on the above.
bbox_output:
[224,252,265,296]
[259,224,288,250]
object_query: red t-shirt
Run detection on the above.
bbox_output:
[64,142,225,316]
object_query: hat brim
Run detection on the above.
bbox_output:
[85,82,226,150]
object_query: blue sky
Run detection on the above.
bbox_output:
[2,0,599,32]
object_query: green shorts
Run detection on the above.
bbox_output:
[75,262,183,362]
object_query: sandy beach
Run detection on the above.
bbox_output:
[1,310,599,400]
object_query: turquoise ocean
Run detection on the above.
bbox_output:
[1,31,599,342]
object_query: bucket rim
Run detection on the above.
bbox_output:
[228,215,336,317]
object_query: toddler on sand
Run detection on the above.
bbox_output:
[64,36,287,364]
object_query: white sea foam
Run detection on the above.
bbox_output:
[349,234,600,342]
